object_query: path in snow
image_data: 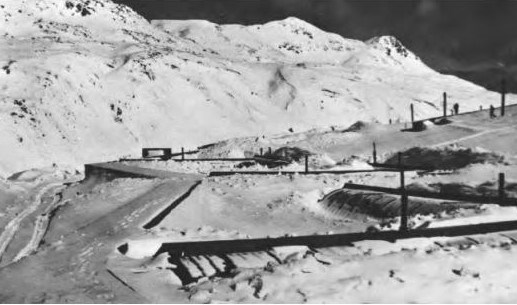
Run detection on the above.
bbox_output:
[12,188,70,263]
[0,182,65,265]
[431,125,516,148]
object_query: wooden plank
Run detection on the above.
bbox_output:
[142,181,202,229]
[166,150,199,158]
[369,162,435,171]
[173,158,255,162]
[156,219,517,257]
[253,156,291,165]
[208,169,405,177]
[142,148,172,151]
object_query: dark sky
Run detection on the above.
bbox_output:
[115,0,517,90]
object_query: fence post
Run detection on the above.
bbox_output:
[501,79,506,117]
[305,155,309,173]
[181,147,185,160]
[268,147,272,155]
[372,142,377,164]
[260,148,263,156]
[499,173,506,205]
[399,152,408,231]
[410,104,414,127]
[443,92,447,118]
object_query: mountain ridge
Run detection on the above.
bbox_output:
[0,0,511,177]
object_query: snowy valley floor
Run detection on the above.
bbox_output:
[1,107,517,303]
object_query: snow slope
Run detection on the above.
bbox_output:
[0,0,513,176]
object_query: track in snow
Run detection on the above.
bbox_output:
[431,125,516,148]
[12,191,70,263]
[0,182,66,266]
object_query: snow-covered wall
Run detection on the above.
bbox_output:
[0,0,512,177]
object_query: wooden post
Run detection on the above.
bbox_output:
[501,79,506,117]
[142,148,148,158]
[480,105,483,111]
[181,147,185,160]
[499,173,505,204]
[443,92,447,118]
[372,142,377,164]
[410,104,414,126]
[268,147,272,155]
[399,152,408,231]
[260,148,263,156]
[304,155,309,173]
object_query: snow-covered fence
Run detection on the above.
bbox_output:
[208,168,401,177]
[154,219,517,259]
[409,94,517,129]
[351,149,510,231]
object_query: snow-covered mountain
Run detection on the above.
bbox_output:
[152,18,428,70]
[0,0,511,177]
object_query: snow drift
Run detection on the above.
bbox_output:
[0,0,513,176]
[318,188,478,219]
[384,145,507,170]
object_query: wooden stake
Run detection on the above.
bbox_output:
[410,104,415,125]
[305,155,309,173]
[499,173,506,204]
[399,153,408,231]
[372,142,377,164]
[501,79,506,117]
[181,147,185,160]
[443,92,447,118]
